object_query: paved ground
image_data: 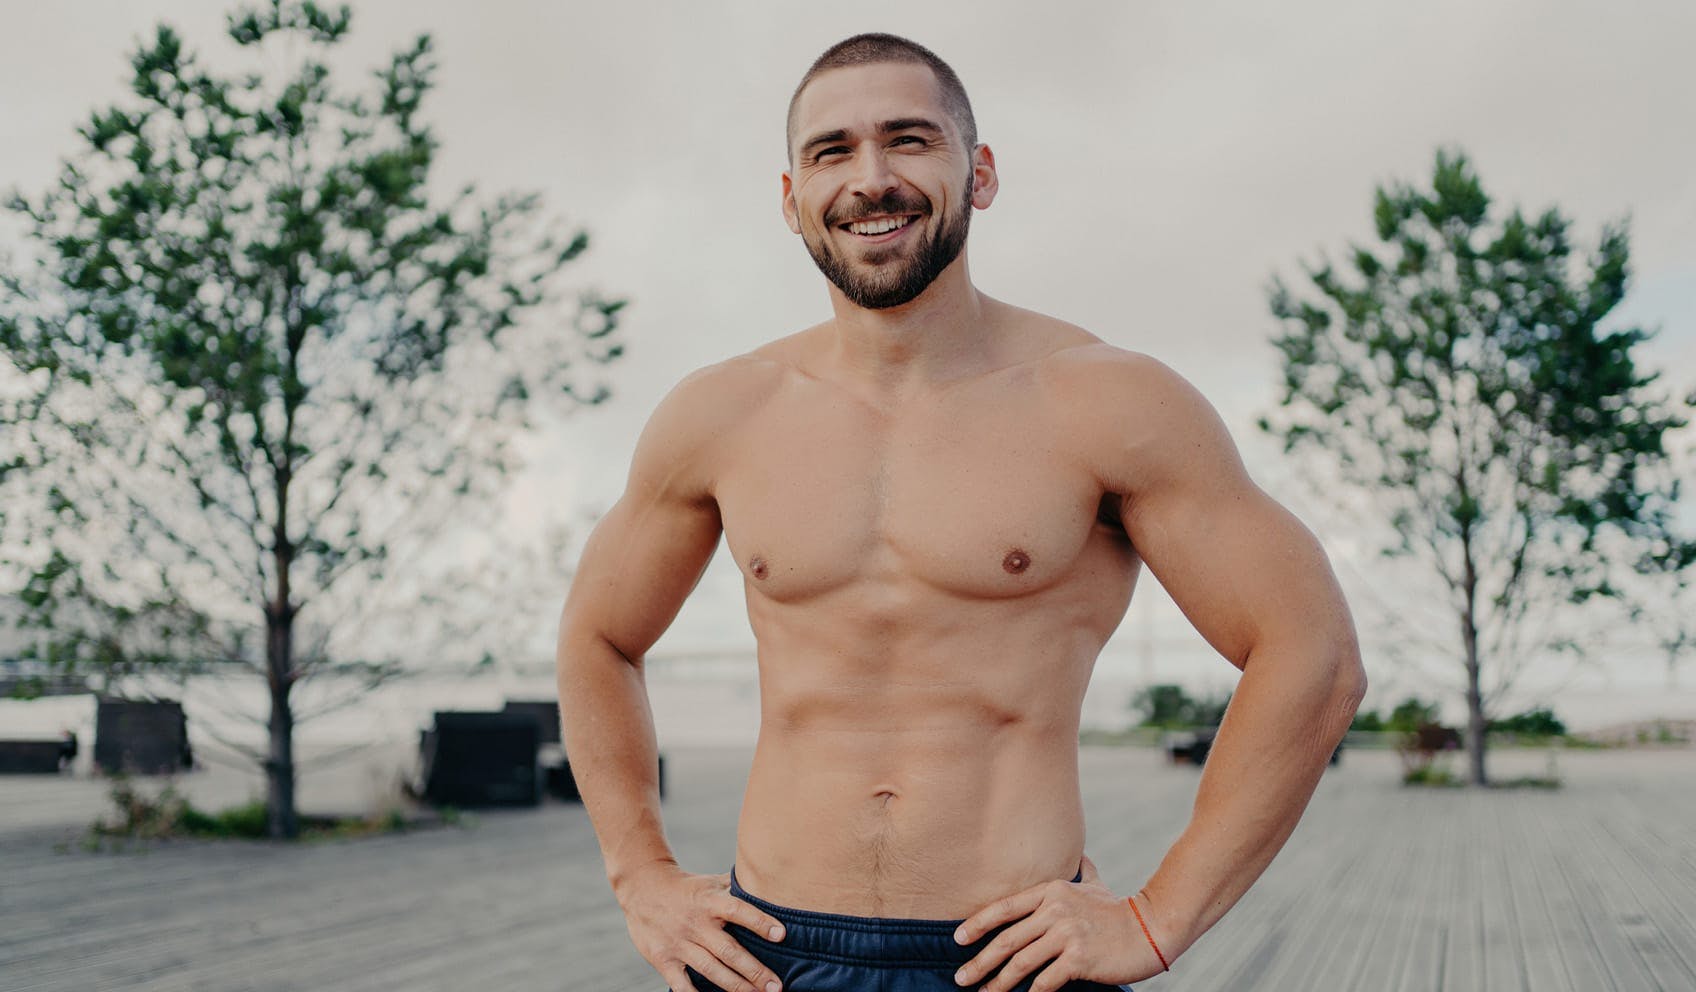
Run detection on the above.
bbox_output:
[1,745,1693,991]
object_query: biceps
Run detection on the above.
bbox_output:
[558,491,723,662]
[1129,484,1347,669]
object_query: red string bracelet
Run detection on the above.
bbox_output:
[1127,896,1170,972]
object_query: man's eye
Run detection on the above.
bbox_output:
[816,147,848,159]
[892,135,925,146]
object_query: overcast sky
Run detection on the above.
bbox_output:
[3,1,1692,708]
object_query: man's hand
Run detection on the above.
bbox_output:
[616,861,788,992]
[952,855,1167,992]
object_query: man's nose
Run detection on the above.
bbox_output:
[847,144,898,199]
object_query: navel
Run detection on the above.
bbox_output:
[1002,549,1031,574]
[749,555,769,580]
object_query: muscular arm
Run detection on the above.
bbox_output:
[557,361,804,992]
[1078,349,1367,960]
[556,363,750,895]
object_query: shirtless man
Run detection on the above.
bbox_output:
[557,33,1366,992]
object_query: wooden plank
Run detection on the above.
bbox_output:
[1530,797,1620,992]
[1477,796,1528,990]
[1403,782,1454,992]
[1500,793,1579,991]
[1440,790,1489,991]
[1335,797,1428,989]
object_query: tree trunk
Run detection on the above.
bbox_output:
[1461,548,1488,787]
[1463,634,1487,786]
[265,604,298,839]
[265,468,299,839]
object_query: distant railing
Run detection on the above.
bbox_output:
[0,673,92,699]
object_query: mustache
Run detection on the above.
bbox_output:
[825,192,930,227]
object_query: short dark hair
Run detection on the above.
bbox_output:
[787,33,978,161]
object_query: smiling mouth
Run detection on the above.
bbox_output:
[841,214,918,237]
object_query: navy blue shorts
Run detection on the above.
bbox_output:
[680,867,1132,992]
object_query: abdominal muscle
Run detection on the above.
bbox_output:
[730,644,1093,919]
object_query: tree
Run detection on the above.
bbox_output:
[1131,683,1231,729]
[1348,709,1385,733]
[1260,148,1690,785]
[0,1,624,836]
[1132,684,1193,729]
[1633,502,1696,690]
[1385,697,1440,735]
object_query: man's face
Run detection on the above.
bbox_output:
[783,62,996,310]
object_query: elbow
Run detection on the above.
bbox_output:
[1328,636,1368,724]
[1337,669,1367,726]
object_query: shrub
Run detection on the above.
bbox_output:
[1488,707,1567,738]
[93,779,436,844]
[206,801,270,838]
[1402,764,1462,787]
[98,776,191,839]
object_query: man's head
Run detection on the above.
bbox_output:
[786,33,977,165]
[782,34,997,311]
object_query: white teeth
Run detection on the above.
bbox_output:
[848,216,912,236]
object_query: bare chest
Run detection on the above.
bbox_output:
[714,383,1112,602]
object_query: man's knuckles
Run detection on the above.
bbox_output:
[980,896,1018,926]
[730,907,780,938]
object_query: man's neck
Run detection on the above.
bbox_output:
[822,258,1001,396]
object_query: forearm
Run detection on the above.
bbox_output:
[1141,635,1365,959]
[557,629,675,898]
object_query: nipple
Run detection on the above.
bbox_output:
[1002,549,1031,574]
[749,556,769,580]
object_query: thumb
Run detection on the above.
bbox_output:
[1078,854,1102,885]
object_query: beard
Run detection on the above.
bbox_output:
[802,179,973,310]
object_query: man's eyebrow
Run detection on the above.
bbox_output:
[800,129,850,155]
[877,117,944,135]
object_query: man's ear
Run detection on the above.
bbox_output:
[781,171,801,234]
[969,144,999,210]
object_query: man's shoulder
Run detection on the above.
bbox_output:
[965,301,1209,422]
[641,338,809,455]
[1026,331,1230,491]
[672,322,825,396]
[1033,334,1194,408]
[667,350,789,411]
[667,322,840,411]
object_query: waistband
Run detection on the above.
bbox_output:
[726,865,1083,969]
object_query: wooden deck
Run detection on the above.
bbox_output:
[1,746,1693,991]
